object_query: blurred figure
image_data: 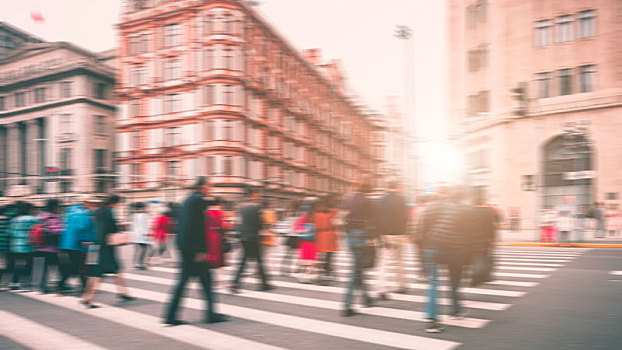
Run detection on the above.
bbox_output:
[260,201,277,253]
[58,196,97,294]
[82,195,134,308]
[468,187,498,287]
[418,186,470,333]
[280,200,301,275]
[294,202,318,283]
[540,209,556,243]
[36,199,63,293]
[376,180,409,299]
[575,205,590,243]
[8,201,37,290]
[592,202,605,238]
[151,206,175,264]
[205,197,228,288]
[314,195,339,284]
[0,203,18,288]
[231,186,273,293]
[164,177,227,325]
[341,179,377,317]
[605,203,621,237]
[132,202,152,270]
[557,210,574,244]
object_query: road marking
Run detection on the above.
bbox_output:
[96,283,461,350]
[123,272,489,328]
[609,271,622,276]
[10,291,289,350]
[0,310,108,350]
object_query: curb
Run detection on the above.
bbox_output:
[500,242,622,248]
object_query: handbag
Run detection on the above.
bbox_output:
[470,252,493,286]
[107,232,132,246]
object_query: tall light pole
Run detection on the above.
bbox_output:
[395,25,418,199]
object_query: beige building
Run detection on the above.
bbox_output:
[0,34,116,203]
[448,0,622,229]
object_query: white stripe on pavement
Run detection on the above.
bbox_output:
[97,283,461,350]
[609,271,622,276]
[122,273,490,329]
[11,291,289,350]
[0,310,108,350]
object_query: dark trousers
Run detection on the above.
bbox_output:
[0,252,12,283]
[58,250,87,290]
[434,250,465,315]
[11,253,33,285]
[165,257,216,321]
[39,252,59,290]
[134,243,150,266]
[233,239,268,287]
[322,251,334,276]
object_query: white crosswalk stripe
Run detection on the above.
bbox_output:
[1,246,590,350]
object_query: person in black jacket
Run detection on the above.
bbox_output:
[230,186,273,293]
[376,181,409,299]
[164,177,228,325]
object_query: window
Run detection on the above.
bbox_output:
[164,59,182,80]
[164,93,181,113]
[204,49,214,70]
[132,0,148,10]
[224,14,234,34]
[34,87,46,103]
[95,115,106,134]
[14,92,25,108]
[224,48,233,70]
[204,14,214,34]
[536,72,551,98]
[129,99,140,117]
[224,85,233,105]
[223,120,233,140]
[224,156,233,176]
[129,32,150,54]
[60,82,72,98]
[95,83,106,99]
[579,65,595,93]
[131,163,141,182]
[558,69,572,95]
[467,90,490,116]
[131,66,146,86]
[164,23,181,48]
[60,114,72,132]
[60,148,72,170]
[130,131,141,150]
[535,20,552,46]
[204,85,215,105]
[577,10,596,39]
[165,127,182,147]
[204,120,215,141]
[0,96,5,111]
[206,156,215,175]
[556,15,572,43]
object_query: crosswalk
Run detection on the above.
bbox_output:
[1,245,589,350]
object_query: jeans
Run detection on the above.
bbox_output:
[343,229,369,309]
[11,253,33,285]
[134,243,150,266]
[233,239,268,287]
[424,249,464,320]
[165,257,216,321]
[57,250,87,291]
[321,251,334,276]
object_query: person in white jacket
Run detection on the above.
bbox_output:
[556,210,574,243]
[131,202,152,270]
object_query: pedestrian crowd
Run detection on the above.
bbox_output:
[1,175,504,334]
[538,202,621,243]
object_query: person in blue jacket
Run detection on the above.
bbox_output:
[57,196,97,293]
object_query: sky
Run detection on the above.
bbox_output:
[1,0,451,184]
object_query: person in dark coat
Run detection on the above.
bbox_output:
[163,177,228,325]
[230,186,274,293]
[81,195,134,308]
[0,203,18,287]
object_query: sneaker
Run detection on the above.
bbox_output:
[425,322,444,333]
[340,308,357,317]
[205,313,229,324]
[449,310,469,320]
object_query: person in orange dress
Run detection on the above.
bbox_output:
[314,195,339,284]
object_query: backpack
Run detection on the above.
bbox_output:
[29,224,46,248]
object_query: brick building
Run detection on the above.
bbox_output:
[116,0,384,206]
[448,0,622,229]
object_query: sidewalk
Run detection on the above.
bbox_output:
[497,229,622,248]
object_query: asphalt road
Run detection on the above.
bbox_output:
[1,245,621,350]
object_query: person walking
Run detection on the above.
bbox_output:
[0,203,18,289]
[205,197,228,287]
[8,202,37,290]
[132,202,152,270]
[314,195,339,284]
[341,179,377,317]
[151,208,174,264]
[418,186,470,333]
[35,199,64,293]
[294,202,318,283]
[164,177,227,325]
[468,187,498,287]
[231,186,273,293]
[57,196,97,294]
[376,181,409,300]
[81,195,134,308]
[279,201,302,276]
[557,210,574,244]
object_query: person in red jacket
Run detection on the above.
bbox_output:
[151,207,174,264]
[205,197,227,270]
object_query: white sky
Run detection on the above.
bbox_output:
[1,0,450,184]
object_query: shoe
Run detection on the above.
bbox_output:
[206,313,229,323]
[379,292,389,301]
[425,322,444,333]
[395,288,407,294]
[80,300,101,309]
[118,294,136,302]
[449,310,469,320]
[229,286,240,294]
[259,285,275,292]
[341,308,357,317]
[364,296,375,308]
[163,319,187,326]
